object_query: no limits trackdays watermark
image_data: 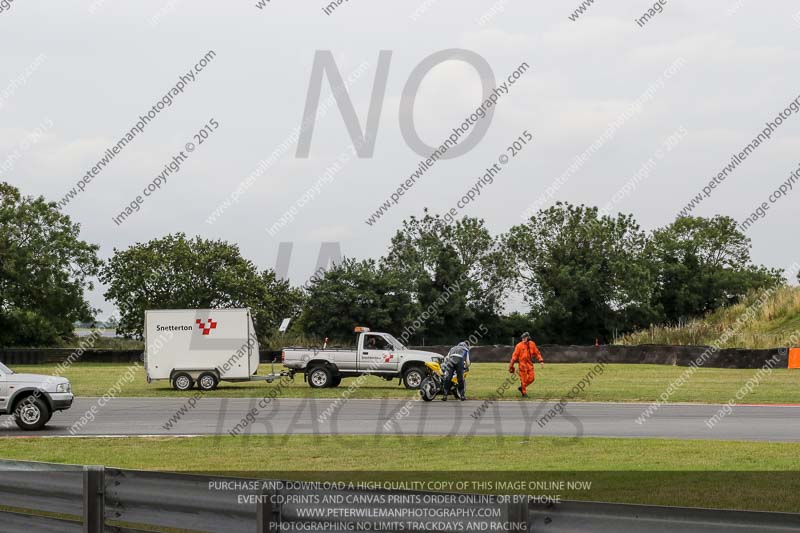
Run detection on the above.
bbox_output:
[265,138,366,237]
[70,321,198,435]
[206,47,530,230]
[227,373,296,436]
[218,395,586,443]
[365,60,532,227]
[162,332,261,431]
[205,60,370,226]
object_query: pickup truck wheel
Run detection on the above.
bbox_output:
[172,373,194,391]
[197,372,219,391]
[308,366,332,388]
[402,366,426,390]
[14,397,50,431]
[330,376,342,388]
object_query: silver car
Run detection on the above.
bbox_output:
[0,362,74,430]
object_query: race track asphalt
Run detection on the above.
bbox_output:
[1,398,798,441]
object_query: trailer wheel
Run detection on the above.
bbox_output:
[308,366,332,388]
[172,373,194,391]
[402,366,426,390]
[197,372,219,391]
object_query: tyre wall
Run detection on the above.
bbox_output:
[410,344,790,369]
[0,346,790,369]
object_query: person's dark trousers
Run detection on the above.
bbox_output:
[443,356,465,397]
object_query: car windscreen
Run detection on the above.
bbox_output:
[0,362,13,374]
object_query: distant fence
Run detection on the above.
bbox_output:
[0,460,798,533]
[0,348,283,365]
[412,345,790,369]
[0,345,791,369]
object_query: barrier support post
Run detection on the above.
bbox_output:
[83,465,105,533]
[507,495,529,533]
[257,487,278,533]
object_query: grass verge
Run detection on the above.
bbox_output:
[1,435,798,512]
[10,362,800,403]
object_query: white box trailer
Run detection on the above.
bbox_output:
[144,308,291,391]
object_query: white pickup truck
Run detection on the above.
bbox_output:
[282,327,443,389]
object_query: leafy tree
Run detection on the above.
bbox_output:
[296,258,417,341]
[100,233,302,341]
[504,202,655,344]
[0,182,101,346]
[383,212,512,344]
[487,312,539,345]
[648,216,782,322]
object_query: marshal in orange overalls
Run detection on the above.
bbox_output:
[509,336,544,396]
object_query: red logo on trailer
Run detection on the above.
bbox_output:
[196,318,217,335]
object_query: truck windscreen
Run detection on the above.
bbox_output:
[383,334,406,350]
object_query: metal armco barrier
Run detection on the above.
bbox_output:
[105,469,259,531]
[529,500,800,532]
[0,459,83,516]
[1,460,799,532]
[0,510,82,533]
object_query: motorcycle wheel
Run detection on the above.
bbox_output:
[419,377,438,402]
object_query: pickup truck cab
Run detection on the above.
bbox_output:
[282,327,443,389]
[0,362,74,430]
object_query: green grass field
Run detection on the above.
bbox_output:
[11,362,800,403]
[2,435,798,512]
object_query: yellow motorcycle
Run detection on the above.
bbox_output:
[419,360,469,402]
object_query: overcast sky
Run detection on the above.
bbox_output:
[2,0,799,319]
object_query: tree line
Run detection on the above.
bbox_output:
[0,182,786,347]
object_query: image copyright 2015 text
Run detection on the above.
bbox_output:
[111,118,219,227]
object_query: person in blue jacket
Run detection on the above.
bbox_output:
[442,341,470,401]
